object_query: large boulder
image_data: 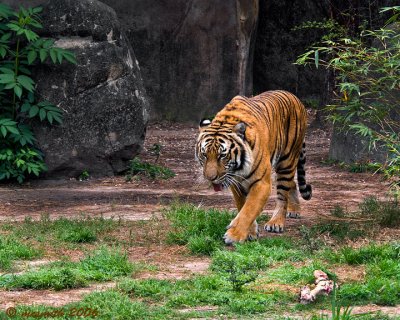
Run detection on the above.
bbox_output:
[101,0,259,121]
[30,0,149,178]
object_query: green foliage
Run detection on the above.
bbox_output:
[0,247,135,290]
[125,157,175,181]
[78,169,90,181]
[0,4,76,183]
[164,203,234,254]
[0,235,42,271]
[296,6,400,188]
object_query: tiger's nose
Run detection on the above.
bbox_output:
[204,168,218,181]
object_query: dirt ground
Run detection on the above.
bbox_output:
[0,120,399,314]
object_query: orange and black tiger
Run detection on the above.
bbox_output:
[195,90,312,244]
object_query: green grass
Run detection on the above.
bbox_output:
[165,203,234,255]
[0,235,42,271]
[2,214,117,244]
[0,247,136,290]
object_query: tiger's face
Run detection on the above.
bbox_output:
[195,120,252,191]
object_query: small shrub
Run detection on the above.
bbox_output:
[211,250,260,292]
[78,170,90,181]
[125,157,174,181]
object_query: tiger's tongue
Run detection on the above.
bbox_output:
[213,183,223,192]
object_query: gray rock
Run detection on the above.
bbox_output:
[31,0,149,178]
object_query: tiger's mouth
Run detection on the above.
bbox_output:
[212,183,223,192]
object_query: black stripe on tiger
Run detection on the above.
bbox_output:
[297,141,312,200]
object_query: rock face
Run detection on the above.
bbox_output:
[101,0,259,121]
[31,0,149,178]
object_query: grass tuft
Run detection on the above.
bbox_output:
[165,203,234,255]
[0,235,42,271]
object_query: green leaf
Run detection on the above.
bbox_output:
[0,47,7,58]
[0,32,12,42]
[43,39,54,49]
[39,49,47,62]
[0,4,14,19]
[17,75,34,92]
[39,108,46,121]
[28,18,42,29]
[23,29,39,42]
[28,105,39,118]
[6,125,19,135]
[57,50,63,64]
[21,102,31,112]
[314,49,319,69]
[0,73,15,84]
[4,82,16,90]
[0,126,7,137]
[0,67,14,75]
[52,113,62,124]
[49,49,57,64]
[6,23,20,32]
[63,52,77,64]
[32,7,43,14]
[47,112,53,124]
[13,84,22,98]
[27,50,37,64]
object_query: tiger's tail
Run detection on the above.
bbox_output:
[297,142,312,200]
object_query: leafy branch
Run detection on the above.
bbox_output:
[0,4,76,183]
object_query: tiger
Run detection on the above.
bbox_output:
[195,90,312,244]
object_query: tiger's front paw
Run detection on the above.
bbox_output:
[264,217,286,233]
[224,222,258,244]
[223,227,248,244]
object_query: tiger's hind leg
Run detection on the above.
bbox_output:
[264,174,296,233]
[287,186,301,219]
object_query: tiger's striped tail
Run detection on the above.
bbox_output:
[297,142,312,200]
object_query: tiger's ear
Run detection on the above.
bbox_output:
[233,122,246,140]
[199,118,211,131]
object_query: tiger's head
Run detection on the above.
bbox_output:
[195,119,253,191]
